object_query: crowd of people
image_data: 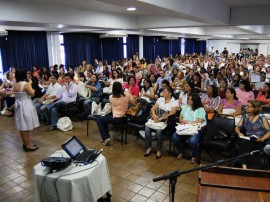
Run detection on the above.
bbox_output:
[1,47,270,168]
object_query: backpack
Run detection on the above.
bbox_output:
[127,98,152,124]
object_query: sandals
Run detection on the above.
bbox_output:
[23,144,39,152]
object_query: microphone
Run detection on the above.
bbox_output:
[264,145,270,155]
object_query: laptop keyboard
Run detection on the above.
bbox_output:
[77,150,94,162]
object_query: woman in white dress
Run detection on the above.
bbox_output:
[13,69,40,152]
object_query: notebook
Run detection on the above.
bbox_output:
[62,136,102,163]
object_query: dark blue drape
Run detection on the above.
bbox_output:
[143,36,156,62]
[155,37,169,58]
[63,33,101,67]
[169,39,181,56]
[195,40,206,54]
[184,38,196,54]
[185,38,206,54]
[127,35,139,59]
[0,30,49,72]
[101,38,123,63]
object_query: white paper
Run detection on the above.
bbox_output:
[250,74,260,83]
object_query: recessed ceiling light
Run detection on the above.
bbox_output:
[127,7,136,11]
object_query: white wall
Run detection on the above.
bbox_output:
[207,39,270,56]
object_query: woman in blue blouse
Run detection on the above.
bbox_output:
[235,100,270,168]
[172,93,206,163]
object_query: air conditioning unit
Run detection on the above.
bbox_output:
[161,36,179,40]
[0,30,8,36]
[99,33,127,38]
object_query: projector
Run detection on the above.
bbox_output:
[41,157,72,170]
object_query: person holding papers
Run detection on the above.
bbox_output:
[235,100,270,168]
[172,93,206,164]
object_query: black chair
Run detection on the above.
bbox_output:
[86,114,127,145]
[60,101,79,119]
[198,114,237,164]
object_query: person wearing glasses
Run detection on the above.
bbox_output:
[235,100,270,169]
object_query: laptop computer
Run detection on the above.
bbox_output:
[62,136,102,163]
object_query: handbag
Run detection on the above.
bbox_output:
[99,103,112,116]
[176,124,199,136]
[77,81,90,98]
[154,108,169,122]
[145,119,167,130]
[126,102,141,116]
[91,101,102,115]
[57,117,73,131]
[103,87,112,94]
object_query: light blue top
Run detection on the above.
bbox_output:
[181,105,206,123]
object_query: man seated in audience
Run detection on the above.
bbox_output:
[156,70,172,91]
[46,73,78,131]
[35,74,62,124]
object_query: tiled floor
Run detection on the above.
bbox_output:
[0,115,202,202]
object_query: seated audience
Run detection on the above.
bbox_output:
[217,88,242,117]
[144,86,178,159]
[201,85,221,120]
[256,83,270,108]
[218,78,228,99]
[172,93,206,163]
[36,74,62,123]
[178,82,196,107]
[96,82,135,146]
[46,73,78,131]
[139,78,155,102]
[123,76,140,98]
[235,100,270,168]
[235,80,254,106]
[78,74,102,119]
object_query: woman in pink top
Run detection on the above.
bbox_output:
[96,82,135,146]
[122,76,140,98]
[235,80,254,106]
[217,88,242,117]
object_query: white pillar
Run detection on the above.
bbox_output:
[139,35,143,59]
[181,38,185,55]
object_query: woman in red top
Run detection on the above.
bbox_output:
[122,76,140,98]
[256,83,270,107]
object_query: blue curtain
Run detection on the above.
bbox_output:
[185,38,206,54]
[101,38,123,63]
[143,36,156,62]
[63,33,101,67]
[127,35,139,59]
[184,38,196,54]
[0,30,49,72]
[169,39,181,56]
[155,37,169,58]
[195,41,206,54]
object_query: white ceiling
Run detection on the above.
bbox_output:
[1,0,270,40]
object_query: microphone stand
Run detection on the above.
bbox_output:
[153,149,262,202]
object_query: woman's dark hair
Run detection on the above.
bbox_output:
[15,69,27,82]
[112,81,125,98]
[193,72,201,80]
[233,73,241,83]
[127,75,136,84]
[78,72,86,82]
[190,93,203,111]
[92,74,99,82]
[262,83,270,99]
[184,81,195,95]
[112,70,119,79]
[200,67,206,73]
[227,88,238,100]
[240,80,252,92]
[220,78,228,86]
[116,68,123,78]
[209,85,219,98]
[142,78,152,92]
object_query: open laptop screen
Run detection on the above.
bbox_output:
[62,136,85,159]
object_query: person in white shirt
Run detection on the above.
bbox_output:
[34,74,62,123]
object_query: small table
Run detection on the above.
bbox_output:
[33,150,112,202]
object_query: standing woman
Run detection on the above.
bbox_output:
[13,69,39,151]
